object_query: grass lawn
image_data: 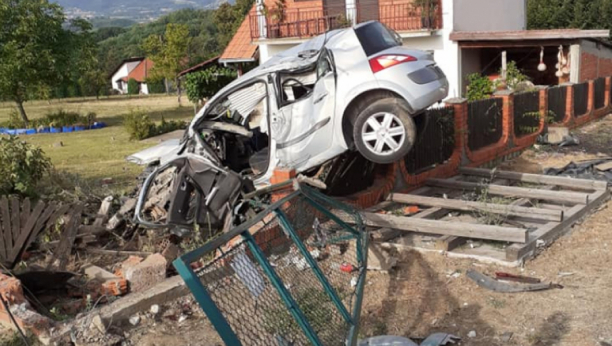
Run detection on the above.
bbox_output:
[0,95,195,191]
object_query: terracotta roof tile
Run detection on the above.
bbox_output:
[220,14,258,62]
[120,58,155,83]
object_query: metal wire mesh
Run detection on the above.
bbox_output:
[404,106,455,174]
[467,98,503,151]
[513,91,541,138]
[181,187,367,346]
[547,86,567,123]
[574,82,589,117]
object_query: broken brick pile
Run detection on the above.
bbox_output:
[0,273,54,340]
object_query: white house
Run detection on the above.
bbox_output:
[110,57,155,95]
[220,0,609,98]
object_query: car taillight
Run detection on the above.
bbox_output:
[369,54,417,73]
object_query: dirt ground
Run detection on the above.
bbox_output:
[115,116,612,346]
[4,116,608,346]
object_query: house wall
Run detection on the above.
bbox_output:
[141,83,150,95]
[459,48,481,95]
[578,40,612,82]
[453,0,526,32]
[111,61,141,94]
[259,0,461,99]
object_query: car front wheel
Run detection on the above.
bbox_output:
[352,97,416,164]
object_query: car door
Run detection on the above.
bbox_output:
[274,49,337,170]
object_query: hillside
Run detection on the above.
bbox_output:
[96,9,221,76]
[53,0,228,22]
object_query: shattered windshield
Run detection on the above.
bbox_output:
[207,82,268,126]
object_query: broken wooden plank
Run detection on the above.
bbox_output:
[506,189,610,261]
[364,201,393,213]
[459,167,608,190]
[361,212,527,243]
[1,197,11,258]
[47,205,83,271]
[426,178,589,205]
[20,203,60,259]
[94,196,113,227]
[595,161,612,172]
[10,198,20,255]
[389,193,564,222]
[86,249,153,257]
[435,236,467,251]
[20,198,30,229]
[9,201,45,265]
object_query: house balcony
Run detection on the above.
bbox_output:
[249,0,442,40]
[248,1,443,41]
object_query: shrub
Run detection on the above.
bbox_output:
[504,61,529,90]
[0,136,52,197]
[0,109,26,129]
[124,109,187,141]
[124,109,155,140]
[127,78,140,95]
[185,67,236,106]
[146,78,166,94]
[44,109,91,127]
[466,73,494,101]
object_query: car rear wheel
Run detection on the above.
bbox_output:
[352,97,416,164]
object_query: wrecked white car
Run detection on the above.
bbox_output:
[132,21,448,230]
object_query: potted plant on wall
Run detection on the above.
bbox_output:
[414,0,437,29]
[264,0,286,39]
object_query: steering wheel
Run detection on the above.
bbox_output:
[282,78,313,93]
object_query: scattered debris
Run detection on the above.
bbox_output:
[545,159,612,183]
[89,314,106,334]
[495,272,541,284]
[467,330,477,338]
[366,243,398,272]
[557,272,575,277]
[150,304,160,315]
[120,254,167,293]
[467,269,563,293]
[128,314,140,326]
[500,332,513,343]
[539,126,580,146]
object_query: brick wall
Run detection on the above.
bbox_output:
[580,52,612,82]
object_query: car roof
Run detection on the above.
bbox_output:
[191,26,357,125]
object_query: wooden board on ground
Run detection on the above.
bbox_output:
[0,198,74,268]
[366,168,610,264]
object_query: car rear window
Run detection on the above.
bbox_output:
[355,22,401,57]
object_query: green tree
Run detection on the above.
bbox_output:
[527,0,612,37]
[185,67,237,113]
[142,23,191,105]
[0,0,70,124]
[127,78,140,95]
[214,0,255,48]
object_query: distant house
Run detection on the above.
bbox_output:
[110,57,155,94]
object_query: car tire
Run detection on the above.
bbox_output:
[352,97,416,164]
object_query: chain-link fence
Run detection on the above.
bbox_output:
[174,185,368,346]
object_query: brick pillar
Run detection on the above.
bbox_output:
[539,87,549,128]
[587,80,595,114]
[270,168,297,203]
[494,90,514,148]
[605,77,611,109]
[564,83,575,126]
[445,98,468,166]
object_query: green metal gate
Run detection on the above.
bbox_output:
[174,185,368,346]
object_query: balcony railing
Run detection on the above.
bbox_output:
[249,2,442,40]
